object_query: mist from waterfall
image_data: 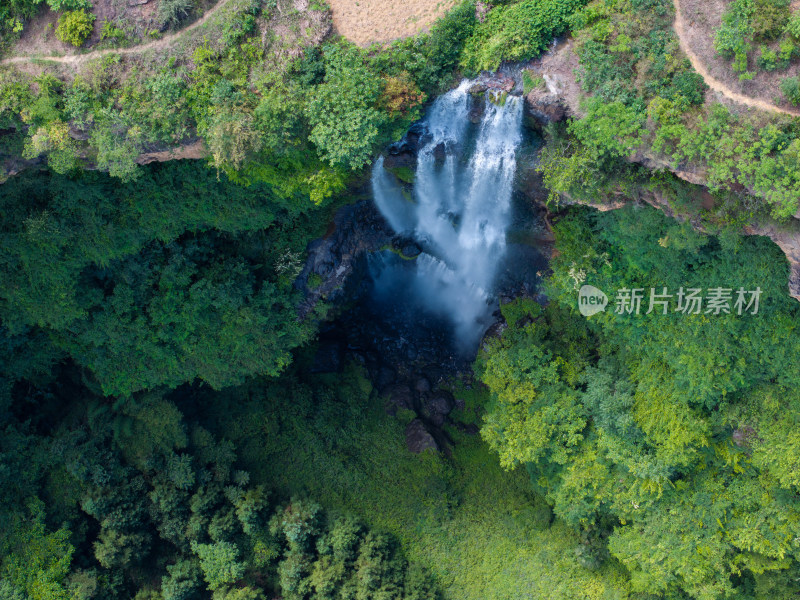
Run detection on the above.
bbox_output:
[370,80,524,351]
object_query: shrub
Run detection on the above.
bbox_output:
[715,0,755,70]
[757,45,779,70]
[786,10,800,38]
[779,37,798,66]
[46,0,91,10]
[670,70,707,105]
[780,75,800,103]
[305,45,386,170]
[157,0,194,29]
[378,72,426,116]
[751,0,790,41]
[56,9,95,47]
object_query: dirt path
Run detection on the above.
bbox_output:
[673,0,800,116]
[0,0,231,66]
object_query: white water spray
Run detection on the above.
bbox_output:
[371,81,524,348]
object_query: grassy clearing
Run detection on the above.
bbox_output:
[197,363,631,599]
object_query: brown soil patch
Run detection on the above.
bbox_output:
[675,0,800,115]
[326,0,458,46]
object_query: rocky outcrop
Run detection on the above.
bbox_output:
[136,138,207,165]
[1,137,207,183]
[405,419,439,453]
[523,39,584,126]
[296,200,394,318]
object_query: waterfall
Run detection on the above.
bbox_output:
[371,80,524,350]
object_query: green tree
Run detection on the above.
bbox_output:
[305,45,386,170]
[191,541,246,591]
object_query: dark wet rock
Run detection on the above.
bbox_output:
[402,242,421,258]
[310,339,342,373]
[296,201,394,318]
[468,99,486,124]
[525,96,568,126]
[375,366,396,390]
[432,142,447,163]
[453,421,480,435]
[421,391,455,426]
[482,319,508,350]
[384,149,416,171]
[392,236,421,258]
[415,377,431,393]
[468,82,488,95]
[479,73,515,93]
[428,391,454,415]
[406,419,439,453]
[385,384,415,411]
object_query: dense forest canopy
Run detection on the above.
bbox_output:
[1,0,800,599]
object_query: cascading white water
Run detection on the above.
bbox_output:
[371,80,524,349]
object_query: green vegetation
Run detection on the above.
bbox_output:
[0,164,323,396]
[461,0,587,72]
[4,1,800,600]
[522,68,546,94]
[477,203,800,599]
[1,0,90,50]
[558,0,800,218]
[715,0,797,78]
[55,8,95,47]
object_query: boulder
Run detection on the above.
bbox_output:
[427,391,454,415]
[385,384,414,411]
[420,391,455,426]
[405,419,439,453]
[383,149,416,171]
[432,142,447,163]
[468,82,488,95]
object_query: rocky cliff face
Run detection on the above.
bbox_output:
[523,40,800,301]
[0,137,208,183]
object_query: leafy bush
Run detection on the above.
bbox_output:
[461,0,587,72]
[55,9,95,47]
[779,36,798,66]
[780,75,800,103]
[714,0,755,71]
[786,9,800,38]
[669,70,707,105]
[751,0,790,41]
[757,45,779,70]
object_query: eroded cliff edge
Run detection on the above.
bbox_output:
[524,40,800,301]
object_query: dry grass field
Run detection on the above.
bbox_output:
[326,0,458,45]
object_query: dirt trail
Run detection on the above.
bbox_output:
[0,0,231,66]
[673,0,800,116]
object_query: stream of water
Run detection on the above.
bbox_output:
[370,80,525,351]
